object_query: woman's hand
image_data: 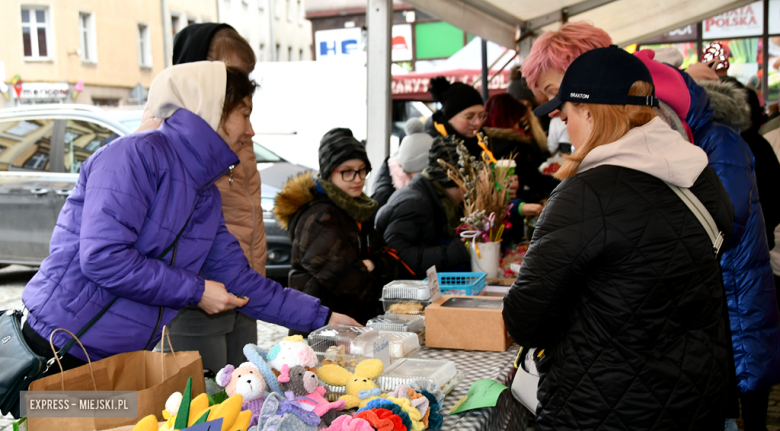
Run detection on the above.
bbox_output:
[521,203,543,217]
[508,175,519,200]
[197,279,250,314]
[329,312,362,326]
[362,259,375,272]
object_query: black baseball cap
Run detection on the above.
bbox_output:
[534,45,659,117]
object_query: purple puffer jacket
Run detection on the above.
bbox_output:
[22,109,329,361]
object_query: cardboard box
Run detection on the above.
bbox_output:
[424,295,513,352]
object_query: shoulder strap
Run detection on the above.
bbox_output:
[665,183,725,255]
[55,208,195,358]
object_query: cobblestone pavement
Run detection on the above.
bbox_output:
[0,265,777,430]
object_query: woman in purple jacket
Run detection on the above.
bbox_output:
[21,61,358,374]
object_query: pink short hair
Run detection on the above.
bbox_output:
[522,22,612,91]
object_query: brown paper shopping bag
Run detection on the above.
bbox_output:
[27,326,204,431]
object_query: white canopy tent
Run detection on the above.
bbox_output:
[364,0,757,188]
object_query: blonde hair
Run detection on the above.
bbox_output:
[207,27,256,74]
[555,81,656,180]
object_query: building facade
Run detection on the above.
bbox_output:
[217,0,313,63]
[0,0,217,109]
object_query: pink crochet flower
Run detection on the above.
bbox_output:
[325,415,375,431]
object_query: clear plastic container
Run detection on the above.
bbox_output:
[377,358,460,391]
[382,280,432,301]
[380,298,431,315]
[378,331,421,360]
[308,325,380,356]
[367,315,425,341]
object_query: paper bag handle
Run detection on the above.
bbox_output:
[48,328,98,392]
[159,325,181,381]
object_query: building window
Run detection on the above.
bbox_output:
[92,98,119,107]
[275,43,280,62]
[21,7,50,58]
[187,18,196,26]
[299,48,304,61]
[298,0,305,25]
[171,15,180,39]
[288,46,292,61]
[259,43,265,61]
[79,12,96,63]
[275,0,282,18]
[138,24,151,67]
[287,0,293,22]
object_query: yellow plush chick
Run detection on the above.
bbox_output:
[318,359,385,409]
[207,394,243,431]
[133,415,159,431]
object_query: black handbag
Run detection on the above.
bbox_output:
[0,208,195,419]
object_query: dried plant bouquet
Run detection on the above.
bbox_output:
[437,135,513,242]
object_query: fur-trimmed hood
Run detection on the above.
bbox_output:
[388,156,413,190]
[273,173,316,230]
[697,79,751,132]
[481,127,533,143]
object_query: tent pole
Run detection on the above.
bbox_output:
[481,38,489,101]
[366,0,392,192]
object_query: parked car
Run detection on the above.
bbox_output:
[0,104,309,280]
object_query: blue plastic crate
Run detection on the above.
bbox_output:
[425,272,487,296]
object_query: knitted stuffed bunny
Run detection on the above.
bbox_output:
[277,364,346,424]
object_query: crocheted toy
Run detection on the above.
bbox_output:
[318,359,385,409]
[267,335,318,375]
[250,391,321,431]
[324,415,375,431]
[354,408,407,431]
[277,364,346,424]
[408,381,444,431]
[358,399,412,431]
[388,386,430,428]
[216,362,268,430]
[244,343,285,394]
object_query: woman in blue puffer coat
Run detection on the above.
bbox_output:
[636,49,780,430]
[21,62,358,374]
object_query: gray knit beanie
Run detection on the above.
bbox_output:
[397,118,433,173]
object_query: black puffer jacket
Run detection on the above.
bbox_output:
[275,174,397,324]
[375,174,469,277]
[504,118,734,430]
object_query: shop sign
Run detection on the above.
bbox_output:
[14,82,69,100]
[392,69,510,100]
[703,1,763,39]
[392,24,413,62]
[314,28,362,60]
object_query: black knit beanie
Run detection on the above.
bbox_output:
[429,77,484,121]
[426,136,460,187]
[319,128,371,180]
[507,66,536,106]
[173,23,233,65]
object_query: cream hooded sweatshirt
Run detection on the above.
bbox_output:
[147,61,227,132]
[577,117,709,188]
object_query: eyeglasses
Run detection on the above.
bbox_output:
[333,167,371,182]
[459,111,489,125]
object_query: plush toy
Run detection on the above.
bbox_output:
[357,399,412,431]
[216,362,268,429]
[317,359,385,409]
[354,408,407,431]
[250,391,320,431]
[388,386,430,428]
[266,335,317,375]
[324,415,375,431]
[277,364,346,424]
[244,343,285,394]
[408,381,444,430]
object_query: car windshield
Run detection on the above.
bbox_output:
[254,141,283,163]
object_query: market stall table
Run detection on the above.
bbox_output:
[417,344,527,431]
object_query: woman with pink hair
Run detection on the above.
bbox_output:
[522,22,612,105]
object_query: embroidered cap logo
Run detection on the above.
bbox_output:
[570,93,590,99]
